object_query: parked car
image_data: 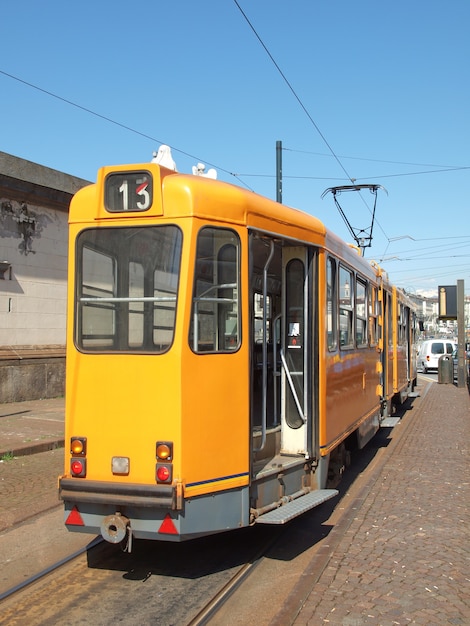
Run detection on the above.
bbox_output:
[452,348,470,380]
[417,339,457,373]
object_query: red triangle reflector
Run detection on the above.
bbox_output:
[158,513,178,535]
[65,505,85,526]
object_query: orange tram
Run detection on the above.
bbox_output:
[59,154,417,551]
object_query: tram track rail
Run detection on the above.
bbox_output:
[0,522,287,624]
[0,536,103,603]
[187,530,284,625]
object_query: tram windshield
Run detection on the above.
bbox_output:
[75,226,182,353]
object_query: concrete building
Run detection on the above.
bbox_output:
[0,152,89,402]
[406,291,470,342]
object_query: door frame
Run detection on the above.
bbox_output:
[280,245,316,458]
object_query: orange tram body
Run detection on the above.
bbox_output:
[59,160,417,550]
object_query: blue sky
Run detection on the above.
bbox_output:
[1,1,469,296]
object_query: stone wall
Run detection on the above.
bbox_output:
[0,346,65,402]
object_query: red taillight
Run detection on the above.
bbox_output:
[70,436,87,477]
[156,464,172,483]
[71,458,86,477]
[156,441,173,484]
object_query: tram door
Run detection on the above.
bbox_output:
[381,289,393,405]
[281,247,314,456]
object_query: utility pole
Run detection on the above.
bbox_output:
[276,140,282,203]
[457,279,466,388]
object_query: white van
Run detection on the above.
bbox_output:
[417,339,457,373]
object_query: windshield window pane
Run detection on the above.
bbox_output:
[76,226,182,352]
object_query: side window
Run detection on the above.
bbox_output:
[339,266,353,348]
[399,304,407,346]
[388,293,393,348]
[368,284,378,346]
[189,227,240,353]
[356,278,368,346]
[327,257,337,350]
[397,303,402,345]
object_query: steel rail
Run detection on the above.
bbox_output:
[0,536,103,602]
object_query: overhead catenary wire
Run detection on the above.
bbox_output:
[231,4,469,277]
[232,0,355,186]
[2,67,461,276]
[1,68,467,189]
[0,59,467,287]
[0,69,256,192]
[284,146,470,171]
[232,0,392,244]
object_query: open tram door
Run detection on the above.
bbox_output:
[249,235,336,526]
[280,246,315,458]
[248,236,317,459]
[380,286,394,418]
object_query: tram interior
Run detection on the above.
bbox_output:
[250,234,284,459]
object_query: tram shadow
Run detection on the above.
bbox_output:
[86,522,295,580]
[266,392,419,563]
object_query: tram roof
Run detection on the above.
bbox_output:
[70,162,326,236]
[70,163,381,279]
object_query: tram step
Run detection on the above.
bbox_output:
[254,488,338,525]
[381,416,401,427]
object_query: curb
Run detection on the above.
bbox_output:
[1,439,65,459]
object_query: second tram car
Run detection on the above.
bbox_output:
[59,155,416,549]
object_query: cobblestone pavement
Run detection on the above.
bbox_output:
[0,449,64,532]
[0,397,65,532]
[283,382,470,626]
